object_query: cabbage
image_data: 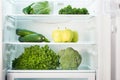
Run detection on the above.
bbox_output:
[23,1,51,14]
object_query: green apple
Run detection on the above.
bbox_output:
[52,29,62,42]
[62,29,73,42]
[72,31,79,42]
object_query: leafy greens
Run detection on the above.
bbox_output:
[23,1,51,14]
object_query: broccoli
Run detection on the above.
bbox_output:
[81,8,89,14]
[12,45,59,70]
[59,5,73,14]
[72,8,77,14]
[59,5,89,14]
[58,47,82,70]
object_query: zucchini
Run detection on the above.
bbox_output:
[19,34,50,42]
[16,29,37,37]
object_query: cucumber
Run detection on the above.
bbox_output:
[16,29,37,37]
[19,34,50,42]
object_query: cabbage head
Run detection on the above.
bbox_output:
[23,1,51,14]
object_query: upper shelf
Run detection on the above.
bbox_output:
[5,0,98,15]
[9,0,96,5]
[7,14,95,23]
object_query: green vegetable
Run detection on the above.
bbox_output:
[59,5,73,14]
[12,45,59,70]
[16,29,50,42]
[16,29,37,37]
[58,47,82,70]
[59,5,89,14]
[23,3,34,14]
[80,8,89,14]
[19,34,50,42]
[23,1,51,14]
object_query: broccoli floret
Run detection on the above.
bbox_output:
[59,5,73,14]
[81,8,89,14]
[72,8,78,14]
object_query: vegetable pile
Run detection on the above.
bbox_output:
[23,1,51,14]
[12,45,59,70]
[59,5,89,14]
[12,45,82,70]
[58,47,82,70]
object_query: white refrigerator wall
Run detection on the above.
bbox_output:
[116,12,120,80]
[0,0,3,80]
[116,1,120,80]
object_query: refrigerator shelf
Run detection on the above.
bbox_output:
[9,0,95,3]
[7,65,96,80]
[7,14,95,21]
[7,70,96,73]
[7,70,96,80]
[4,42,96,45]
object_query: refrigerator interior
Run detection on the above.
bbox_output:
[2,0,109,80]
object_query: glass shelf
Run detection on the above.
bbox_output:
[7,14,95,23]
[4,42,96,45]
[7,69,96,80]
[7,70,95,73]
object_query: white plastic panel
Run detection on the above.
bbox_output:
[7,71,95,80]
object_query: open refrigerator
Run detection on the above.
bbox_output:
[0,0,115,80]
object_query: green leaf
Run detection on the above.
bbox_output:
[23,3,34,14]
[31,1,51,14]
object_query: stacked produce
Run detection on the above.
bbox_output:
[23,1,51,14]
[52,28,78,42]
[16,29,50,42]
[58,47,82,70]
[12,45,82,70]
[12,45,59,70]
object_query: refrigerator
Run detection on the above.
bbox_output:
[0,0,118,80]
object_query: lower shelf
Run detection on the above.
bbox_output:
[14,78,90,80]
[7,70,96,80]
